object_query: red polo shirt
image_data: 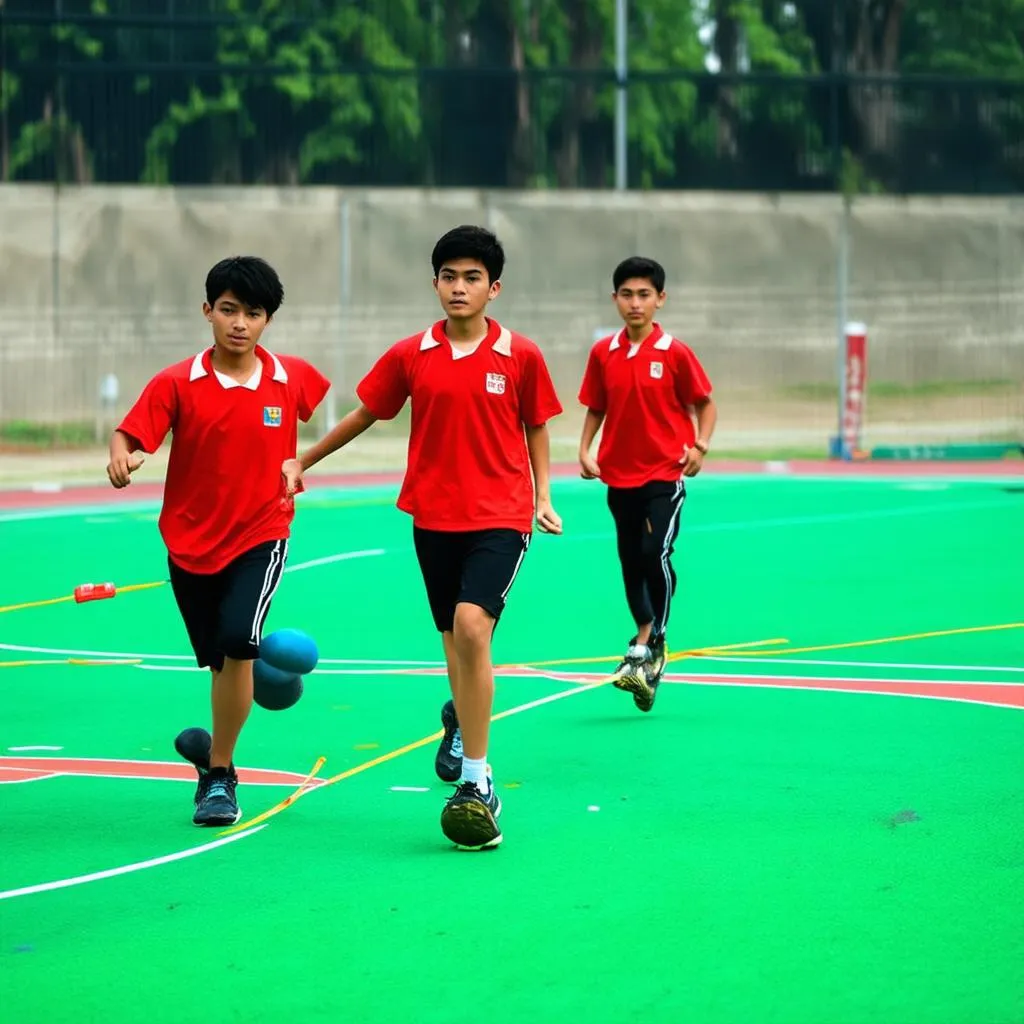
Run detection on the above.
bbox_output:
[118,345,330,573]
[357,318,563,533]
[578,324,712,489]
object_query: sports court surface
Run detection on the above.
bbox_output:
[2,461,1022,1024]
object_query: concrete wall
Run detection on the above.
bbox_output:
[0,186,1021,447]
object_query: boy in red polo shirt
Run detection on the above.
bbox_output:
[107,256,330,826]
[578,256,717,712]
[284,225,563,850]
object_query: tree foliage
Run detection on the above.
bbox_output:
[1,0,1022,191]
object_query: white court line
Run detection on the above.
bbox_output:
[0,826,266,901]
[391,786,430,793]
[7,745,63,752]
[527,667,1023,689]
[0,642,194,660]
[134,663,442,671]
[284,549,385,573]
[0,548,386,662]
[318,659,444,666]
[133,664,1024,687]
[695,656,1024,674]
[558,496,1017,547]
[0,501,160,525]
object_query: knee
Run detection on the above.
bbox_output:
[220,628,258,663]
[640,532,665,566]
[453,603,494,653]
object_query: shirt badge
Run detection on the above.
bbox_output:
[649,362,664,379]
[263,406,283,427]
[486,373,506,395]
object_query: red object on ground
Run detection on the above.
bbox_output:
[73,582,116,604]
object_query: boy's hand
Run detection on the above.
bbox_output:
[578,452,601,480]
[679,446,704,478]
[107,451,144,489]
[536,498,563,535]
[281,458,304,498]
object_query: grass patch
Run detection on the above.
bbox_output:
[784,379,1018,401]
[0,420,96,449]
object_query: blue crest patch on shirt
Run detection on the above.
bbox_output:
[263,406,282,427]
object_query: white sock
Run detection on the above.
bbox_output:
[460,755,489,794]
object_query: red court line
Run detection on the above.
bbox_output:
[683,673,1024,709]
[0,756,328,787]
[1,459,1020,509]
[525,666,1023,709]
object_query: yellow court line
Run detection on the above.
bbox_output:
[217,756,328,837]
[220,635,783,835]
[714,621,1024,658]
[509,637,790,671]
[0,580,166,615]
[220,677,616,834]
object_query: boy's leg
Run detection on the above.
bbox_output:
[212,539,289,766]
[441,529,530,850]
[640,480,686,642]
[614,480,685,712]
[179,539,287,827]
[413,528,465,782]
[167,558,224,816]
[606,485,660,702]
[606,486,655,642]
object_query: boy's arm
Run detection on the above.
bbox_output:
[680,396,718,478]
[282,404,378,496]
[526,422,562,535]
[578,408,604,479]
[107,430,146,488]
[694,396,717,452]
[107,373,177,489]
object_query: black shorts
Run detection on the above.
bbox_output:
[412,527,531,633]
[168,540,288,671]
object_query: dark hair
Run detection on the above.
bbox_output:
[613,256,666,293]
[431,225,505,283]
[205,256,284,317]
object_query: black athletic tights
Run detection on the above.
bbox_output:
[606,479,686,639]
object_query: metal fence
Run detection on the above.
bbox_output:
[2,6,1023,193]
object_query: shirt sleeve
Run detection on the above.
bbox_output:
[117,373,178,453]
[294,360,332,423]
[673,345,713,406]
[356,344,409,421]
[577,346,607,412]
[518,345,563,428]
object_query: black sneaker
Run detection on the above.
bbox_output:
[174,726,211,804]
[193,766,241,827]
[636,633,668,713]
[440,780,503,850]
[434,699,463,783]
[611,637,656,710]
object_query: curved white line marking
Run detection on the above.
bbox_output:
[0,548,387,662]
[0,642,193,660]
[284,549,384,573]
[0,825,265,901]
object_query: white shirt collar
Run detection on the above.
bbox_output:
[189,348,288,384]
[609,328,673,352]
[419,324,512,357]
